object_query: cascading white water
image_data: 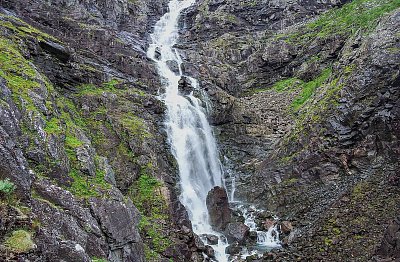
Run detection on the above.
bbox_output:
[147,1,282,261]
[147,0,229,260]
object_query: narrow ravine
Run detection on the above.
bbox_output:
[147,0,279,260]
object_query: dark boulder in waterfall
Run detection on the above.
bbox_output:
[154,46,162,60]
[225,242,241,255]
[166,60,180,74]
[206,186,231,231]
[178,76,194,95]
[224,222,250,244]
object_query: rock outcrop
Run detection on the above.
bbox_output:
[206,186,231,231]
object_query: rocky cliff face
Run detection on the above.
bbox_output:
[0,0,399,261]
[178,0,399,260]
[0,0,205,261]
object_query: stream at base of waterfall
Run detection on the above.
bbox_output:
[146,0,280,260]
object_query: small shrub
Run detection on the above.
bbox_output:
[0,179,15,200]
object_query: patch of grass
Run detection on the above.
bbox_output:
[68,169,111,198]
[282,0,400,44]
[92,257,107,262]
[0,179,15,196]
[120,113,151,140]
[129,173,171,255]
[4,230,35,253]
[65,136,83,149]
[0,37,41,111]
[44,117,62,135]
[273,78,303,92]
[76,78,122,96]
[0,179,15,204]
[0,13,59,42]
[291,67,332,111]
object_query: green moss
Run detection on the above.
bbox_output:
[291,68,332,111]
[76,79,122,96]
[144,244,159,261]
[273,78,303,92]
[281,0,400,44]
[92,257,107,262]
[44,117,62,135]
[324,237,333,246]
[0,14,59,42]
[0,179,15,196]
[0,37,41,111]
[4,230,35,253]
[332,227,341,235]
[120,113,151,139]
[65,136,83,148]
[129,174,171,255]
[68,169,111,198]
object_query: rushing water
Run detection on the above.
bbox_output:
[147,0,229,260]
[147,0,280,261]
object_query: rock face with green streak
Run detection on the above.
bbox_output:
[0,0,399,261]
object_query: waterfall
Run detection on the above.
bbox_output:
[147,0,281,260]
[147,0,229,260]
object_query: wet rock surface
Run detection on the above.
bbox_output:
[206,186,232,231]
[224,222,250,244]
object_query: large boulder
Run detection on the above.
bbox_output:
[178,76,194,95]
[89,197,145,262]
[224,222,250,244]
[206,186,231,231]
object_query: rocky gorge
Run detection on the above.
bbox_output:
[0,0,399,261]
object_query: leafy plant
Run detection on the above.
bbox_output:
[0,179,16,200]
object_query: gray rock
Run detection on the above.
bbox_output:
[225,242,241,255]
[89,198,145,262]
[206,186,231,231]
[224,222,250,244]
[39,40,71,62]
[166,60,180,74]
[204,245,215,259]
[204,234,219,245]
[178,76,193,95]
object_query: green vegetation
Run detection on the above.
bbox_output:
[129,173,171,259]
[0,38,41,111]
[291,68,332,111]
[92,258,107,262]
[120,113,151,140]
[273,78,302,92]
[68,169,111,198]
[0,179,15,196]
[281,0,400,43]
[76,79,122,96]
[44,117,62,135]
[0,13,59,42]
[4,230,35,253]
[65,136,83,149]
